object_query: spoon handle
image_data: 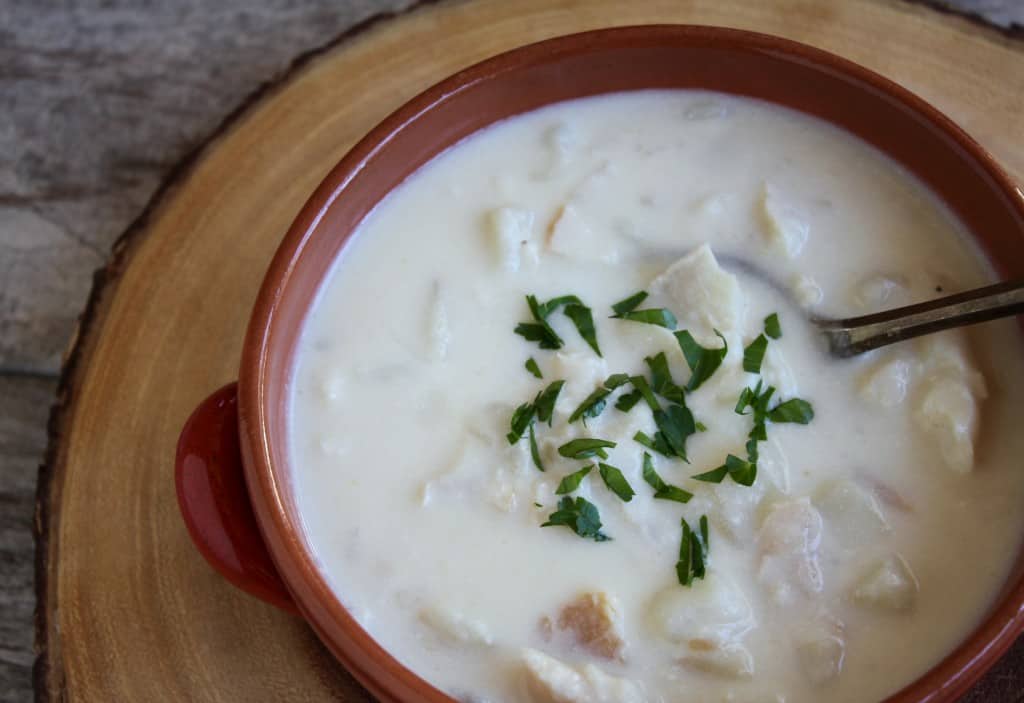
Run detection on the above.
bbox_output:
[816,279,1024,358]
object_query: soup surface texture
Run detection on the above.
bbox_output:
[288,91,1024,703]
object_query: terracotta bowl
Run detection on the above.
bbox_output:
[175,25,1024,703]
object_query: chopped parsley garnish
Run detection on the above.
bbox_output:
[677,515,709,586]
[768,398,815,424]
[615,389,643,412]
[641,452,693,503]
[653,403,697,461]
[611,291,649,315]
[742,334,769,374]
[542,496,610,542]
[525,357,543,379]
[534,380,564,426]
[515,294,602,356]
[506,402,536,444]
[557,437,617,460]
[564,303,601,356]
[675,330,728,391]
[633,430,675,457]
[555,465,592,494]
[645,352,686,404]
[569,386,612,424]
[692,453,757,486]
[629,375,660,410]
[598,462,635,502]
[529,424,545,472]
[611,308,678,329]
[567,374,628,424]
[764,313,782,339]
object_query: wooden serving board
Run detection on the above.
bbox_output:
[35,0,1024,700]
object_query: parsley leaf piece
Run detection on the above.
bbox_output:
[612,308,678,329]
[611,291,649,315]
[555,465,592,494]
[694,454,757,486]
[641,452,693,503]
[564,303,602,357]
[691,465,729,483]
[525,357,543,379]
[653,403,696,461]
[615,390,642,412]
[534,380,565,426]
[675,330,729,391]
[535,294,582,318]
[629,375,661,411]
[604,373,632,390]
[745,436,760,464]
[676,516,711,587]
[558,438,617,460]
[529,424,545,472]
[506,402,536,444]
[764,313,782,339]
[645,352,687,404]
[742,334,769,374]
[542,496,611,542]
[598,462,635,502]
[514,322,561,349]
[768,398,815,424]
[749,421,767,442]
[568,387,612,424]
[633,430,675,457]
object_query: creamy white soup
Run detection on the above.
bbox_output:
[288,91,1024,703]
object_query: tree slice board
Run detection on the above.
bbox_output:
[35,0,1024,700]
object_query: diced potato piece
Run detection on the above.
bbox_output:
[757,498,824,605]
[419,605,494,646]
[916,375,979,474]
[852,274,908,312]
[549,352,609,415]
[859,356,912,408]
[791,273,823,308]
[648,576,756,678]
[485,207,537,272]
[680,640,755,679]
[554,592,626,661]
[814,479,890,545]
[758,183,808,258]
[542,122,580,174]
[918,333,987,397]
[521,649,645,703]
[853,554,919,612]
[649,244,746,340]
[794,615,846,685]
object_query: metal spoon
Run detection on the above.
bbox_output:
[814,279,1024,358]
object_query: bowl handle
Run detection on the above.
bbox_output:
[175,382,299,614]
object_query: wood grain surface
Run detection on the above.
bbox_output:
[21,0,1024,701]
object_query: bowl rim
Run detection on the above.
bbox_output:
[238,23,1024,703]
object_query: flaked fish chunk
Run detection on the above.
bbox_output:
[419,605,494,646]
[649,244,746,341]
[793,614,846,685]
[814,479,890,545]
[648,576,756,679]
[758,182,808,258]
[852,553,919,612]
[791,273,823,309]
[916,374,980,474]
[757,498,824,605]
[485,206,538,272]
[546,165,624,264]
[521,648,645,703]
[859,356,912,408]
[852,274,908,311]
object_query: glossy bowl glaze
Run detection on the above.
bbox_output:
[175,25,1024,703]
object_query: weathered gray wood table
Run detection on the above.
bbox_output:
[1,1,1021,701]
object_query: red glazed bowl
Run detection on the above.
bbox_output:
[175,25,1024,703]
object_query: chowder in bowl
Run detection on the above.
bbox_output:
[175,26,1024,703]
